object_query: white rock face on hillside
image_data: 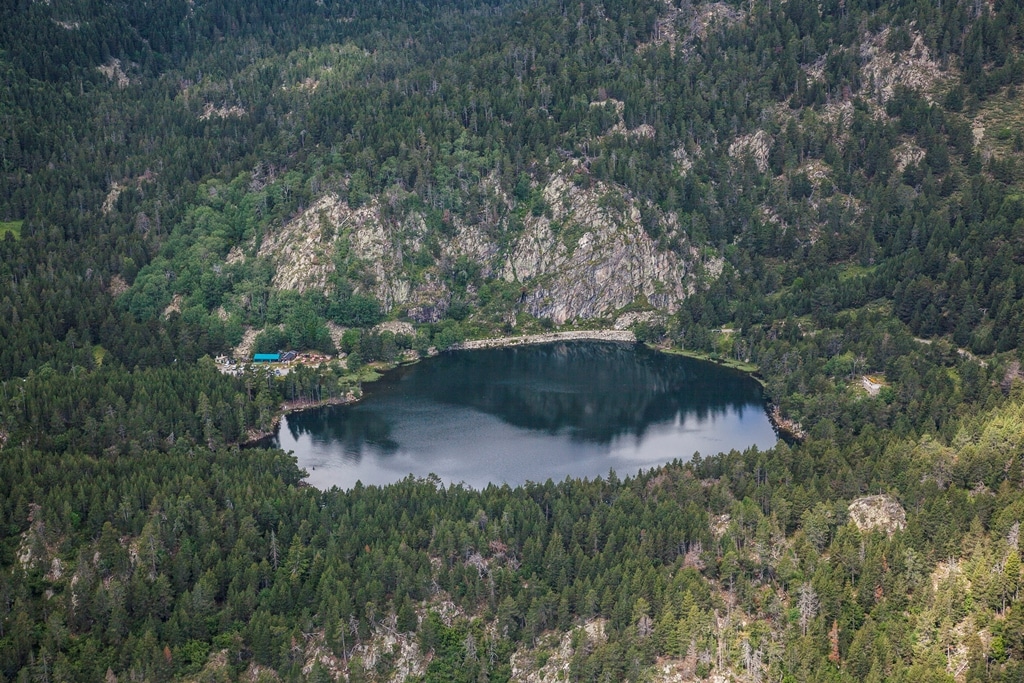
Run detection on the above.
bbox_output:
[234,173,701,323]
[504,173,696,325]
[256,194,363,293]
[848,495,907,536]
[859,28,945,104]
[728,130,772,173]
[254,193,416,309]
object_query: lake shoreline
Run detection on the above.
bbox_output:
[247,331,638,445]
[650,346,762,382]
[768,403,807,442]
[643,345,804,442]
[249,328,804,451]
[449,329,637,350]
[275,336,780,489]
[242,392,361,446]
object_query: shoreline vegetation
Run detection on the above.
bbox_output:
[243,392,362,445]
[643,347,808,441]
[251,327,803,447]
[654,346,762,378]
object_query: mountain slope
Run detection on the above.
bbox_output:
[3,0,1024,681]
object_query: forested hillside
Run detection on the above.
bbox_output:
[3,0,1024,680]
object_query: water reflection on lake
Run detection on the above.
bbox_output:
[268,342,778,489]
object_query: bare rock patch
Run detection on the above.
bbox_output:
[848,495,906,535]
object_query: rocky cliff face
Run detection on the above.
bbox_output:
[232,172,707,324]
[504,173,698,324]
[246,193,416,309]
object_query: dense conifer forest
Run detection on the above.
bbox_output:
[3,0,1024,680]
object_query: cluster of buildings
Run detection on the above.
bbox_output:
[213,350,339,377]
[252,351,298,363]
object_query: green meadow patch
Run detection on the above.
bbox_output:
[0,220,22,239]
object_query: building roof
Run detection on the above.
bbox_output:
[253,353,281,361]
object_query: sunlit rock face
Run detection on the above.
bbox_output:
[234,173,704,324]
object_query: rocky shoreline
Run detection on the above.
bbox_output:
[241,393,360,446]
[768,404,807,442]
[450,329,636,350]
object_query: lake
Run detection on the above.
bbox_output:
[269,341,778,489]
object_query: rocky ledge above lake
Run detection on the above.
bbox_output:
[449,330,636,350]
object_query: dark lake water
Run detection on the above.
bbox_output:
[269,341,778,489]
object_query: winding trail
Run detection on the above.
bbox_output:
[914,337,987,366]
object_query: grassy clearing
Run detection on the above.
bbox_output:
[978,91,1024,147]
[349,364,385,383]
[838,263,877,281]
[657,346,762,378]
[0,220,22,239]
[974,87,1024,189]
